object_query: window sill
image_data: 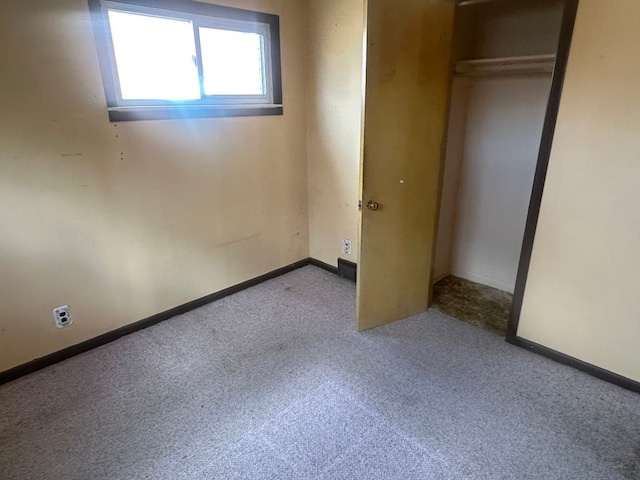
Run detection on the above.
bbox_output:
[107,105,283,122]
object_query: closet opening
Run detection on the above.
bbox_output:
[432,0,578,336]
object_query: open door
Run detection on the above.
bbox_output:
[356,0,456,331]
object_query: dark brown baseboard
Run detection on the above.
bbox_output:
[0,258,313,386]
[4,259,637,395]
[308,257,339,275]
[308,257,357,283]
[507,336,640,394]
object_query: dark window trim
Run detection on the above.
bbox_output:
[87,0,283,121]
[108,106,283,122]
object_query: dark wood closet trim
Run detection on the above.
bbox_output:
[506,0,579,341]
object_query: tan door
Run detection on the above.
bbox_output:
[356,0,455,331]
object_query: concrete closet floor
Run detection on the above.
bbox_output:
[432,275,513,336]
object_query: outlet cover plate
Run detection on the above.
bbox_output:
[53,305,73,328]
[343,239,352,255]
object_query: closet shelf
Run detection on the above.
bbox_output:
[455,54,556,78]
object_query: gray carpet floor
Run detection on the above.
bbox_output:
[1,266,639,479]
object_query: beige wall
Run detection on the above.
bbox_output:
[518,0,640,382]
[306,0,364,267]
[0,0,309,372]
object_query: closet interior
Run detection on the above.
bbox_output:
[432,0,565,335]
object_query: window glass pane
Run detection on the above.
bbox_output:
[199,28,265,96]
[108,10,200,101]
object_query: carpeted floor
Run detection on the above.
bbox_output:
[432,275,513,335]
[1,266,638,479]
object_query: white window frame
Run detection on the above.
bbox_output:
[89,0,283,121]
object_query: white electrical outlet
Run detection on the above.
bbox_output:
[53,305,73,328]
[343,239,352,255]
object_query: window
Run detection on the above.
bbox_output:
[88,0,283,121]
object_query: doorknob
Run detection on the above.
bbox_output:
[366,200,380,211]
